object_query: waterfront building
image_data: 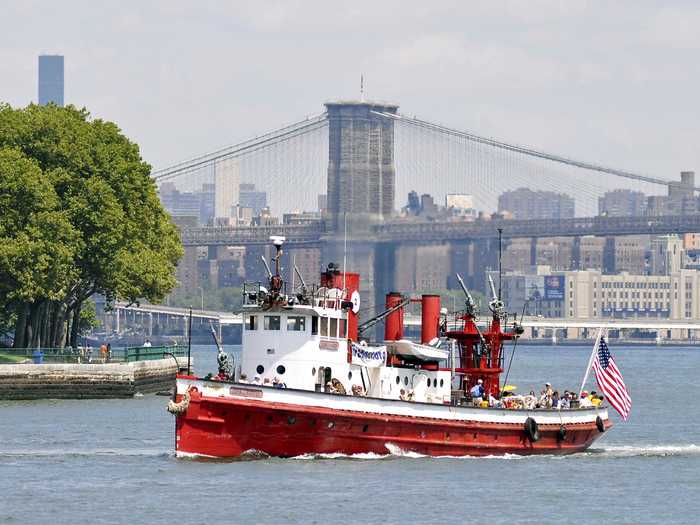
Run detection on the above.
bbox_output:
[38,55,64,106]
[559,269,700,321]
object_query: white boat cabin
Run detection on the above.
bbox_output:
[237,291,452,405]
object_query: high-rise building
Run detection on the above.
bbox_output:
[649,235,684,276]
[38,55,64,106]
[239,183,267,215]
[598,189,647,217]
[646,171,698,216]
[214,159,239,220]
[498,188,574,220]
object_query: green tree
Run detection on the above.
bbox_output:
[0,103,183,348]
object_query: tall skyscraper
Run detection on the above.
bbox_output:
[214,158,240,220]
[38,55,64,106]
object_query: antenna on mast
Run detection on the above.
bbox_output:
[497,227,503,300]
[342,212,348,293]
[360,74,365,102]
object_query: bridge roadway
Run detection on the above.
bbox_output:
[180,214,700,246]
[112,302,240,325]
[112,305,700,332]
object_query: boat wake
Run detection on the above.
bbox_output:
[585,444,700,459]
[287,443,700,461]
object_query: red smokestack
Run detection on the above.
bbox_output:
[384,292,404,341]
[421,294,441,344]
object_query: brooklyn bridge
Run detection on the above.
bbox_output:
[152,100,700,316]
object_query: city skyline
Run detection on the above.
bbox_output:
[1,2,699,178]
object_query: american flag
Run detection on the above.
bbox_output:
[593,337,631,420]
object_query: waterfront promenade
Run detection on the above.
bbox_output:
[0,346,189,400]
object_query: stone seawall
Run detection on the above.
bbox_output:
[0,357,191,400]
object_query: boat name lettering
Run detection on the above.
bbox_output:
[319,339,339,351]
[351,343,387,368]
[229,387,263,398]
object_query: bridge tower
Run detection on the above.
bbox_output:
[325,100,399,232]
[323,101,399,323]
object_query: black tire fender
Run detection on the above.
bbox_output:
[596,415,606,433]
[524,417,540,442]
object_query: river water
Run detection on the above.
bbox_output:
[2,344,699,524]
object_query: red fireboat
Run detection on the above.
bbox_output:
[168,236,611,458]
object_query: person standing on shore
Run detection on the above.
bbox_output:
[100,343,108,362]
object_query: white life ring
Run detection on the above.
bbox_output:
[351,290,361,314]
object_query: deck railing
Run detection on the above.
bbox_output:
[0,346,184,364]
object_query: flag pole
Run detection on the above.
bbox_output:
[579,327,603,397]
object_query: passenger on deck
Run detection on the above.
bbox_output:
[399,388,407,401]
[590,391,603,407]
[523,393,537,410]
[239,374,249,383]
[252,376,262,385]
[551,391,560,408]
[559,391,571,410]
[272,377,286,389]
[470,379,484,407]
[579,391,593,408]
[351,384,365,396]
[328,378,346,395]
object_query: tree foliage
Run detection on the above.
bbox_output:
[0,103,183,348]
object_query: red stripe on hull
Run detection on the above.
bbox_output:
[175,394,610,458]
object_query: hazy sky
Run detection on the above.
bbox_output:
[2,1,699,179]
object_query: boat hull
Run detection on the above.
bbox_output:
[173,379,611,458]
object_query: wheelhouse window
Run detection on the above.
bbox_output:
[287,316,306,332]
[320,317,329,337]
[339,319,347,339]
[311,316,318,335]
[264,315,281,330]
[246,315,258,330]
[329,318,338,338]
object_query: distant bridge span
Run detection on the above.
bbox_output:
[179,214,700,247]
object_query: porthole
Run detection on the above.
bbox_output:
[427,378,431,387]
[404,376,409,386]
[440,379,444,387]
[395,376,400,385]
[276,365,286,375]
[362,424,369,433]
[312,367,316,376]
[256,365,264,374]
[327,421,335,429]
[287,416,296,425]
[348,371,353,380]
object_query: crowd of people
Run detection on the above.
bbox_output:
[470,380,605,410]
